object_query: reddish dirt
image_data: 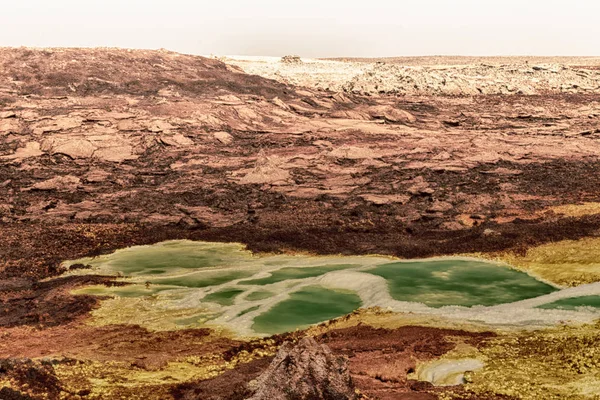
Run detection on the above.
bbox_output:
[173,325,506,400]
[0,324,239,363]
[173,357,273,400]
[0,275,122,328]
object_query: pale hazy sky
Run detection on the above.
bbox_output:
[1,0,599,57]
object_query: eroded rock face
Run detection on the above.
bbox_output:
[247,337,357,400]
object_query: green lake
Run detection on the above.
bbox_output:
[65,240,576,336]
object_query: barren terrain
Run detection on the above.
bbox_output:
[1,48,600,399]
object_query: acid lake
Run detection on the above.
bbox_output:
[64,240,600,336]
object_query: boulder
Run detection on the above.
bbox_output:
[213,131,234,144]
[0,111,16,119]
[46,138,96,159]
[280,55,303,64]
[427,201,453,213]
[159,133,193,147]
[247,337,357,400]
[368,105,417,124]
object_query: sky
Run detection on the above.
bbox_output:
[1,0,599,57]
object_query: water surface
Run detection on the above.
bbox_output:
[65,240,599,336]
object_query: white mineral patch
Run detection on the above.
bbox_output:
[417,358,485,386]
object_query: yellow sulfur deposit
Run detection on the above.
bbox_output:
[468,237,600,287]
[466,322,600,399]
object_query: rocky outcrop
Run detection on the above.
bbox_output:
[281,55,303,64]
[246,337,357,400]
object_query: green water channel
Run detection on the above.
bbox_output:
[537,296,600,310]
[252,286,362,334]
[66,240,561,335]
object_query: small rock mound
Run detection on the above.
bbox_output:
[281,55,303,64]
[247,337,357,400]
[0,358,63,398]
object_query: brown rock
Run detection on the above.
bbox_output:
[407,183,435,196]
[289,103,321,115]
[148,120,174,133]
[49,139,96,159]
[117,119,143,131]
[31,175,81,192]
[369,105,417,124]
[86,112,134,121]
[427,201,453,213]
[0,111,16,119]
[159,133,193,147]
[360,194,411,205]
[177,205,244,228]
[1,142,44,161]
[440,221,465,230]
[94,145,137,162]
[271,97,291,111]
[213,131,234,144]
[131,356,169,371]
[329,145,379,160]
[238,155,290,185]
[0,118,22,135]
[247,337,357,400]
[32,116,83,134]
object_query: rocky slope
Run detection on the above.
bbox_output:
[1,48,600,399]
[247,337,356,400]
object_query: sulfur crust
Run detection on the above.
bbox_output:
[468,237,600,287]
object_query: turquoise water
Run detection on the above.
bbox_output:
[65,240,565,335]
[245,290,275,301]
[73,241,251,276]
[252,286,362,334]
[203,288,245,306]
[367,260,557,307]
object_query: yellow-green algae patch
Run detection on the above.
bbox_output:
[71,294,230,333]
[468,237,600,287]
